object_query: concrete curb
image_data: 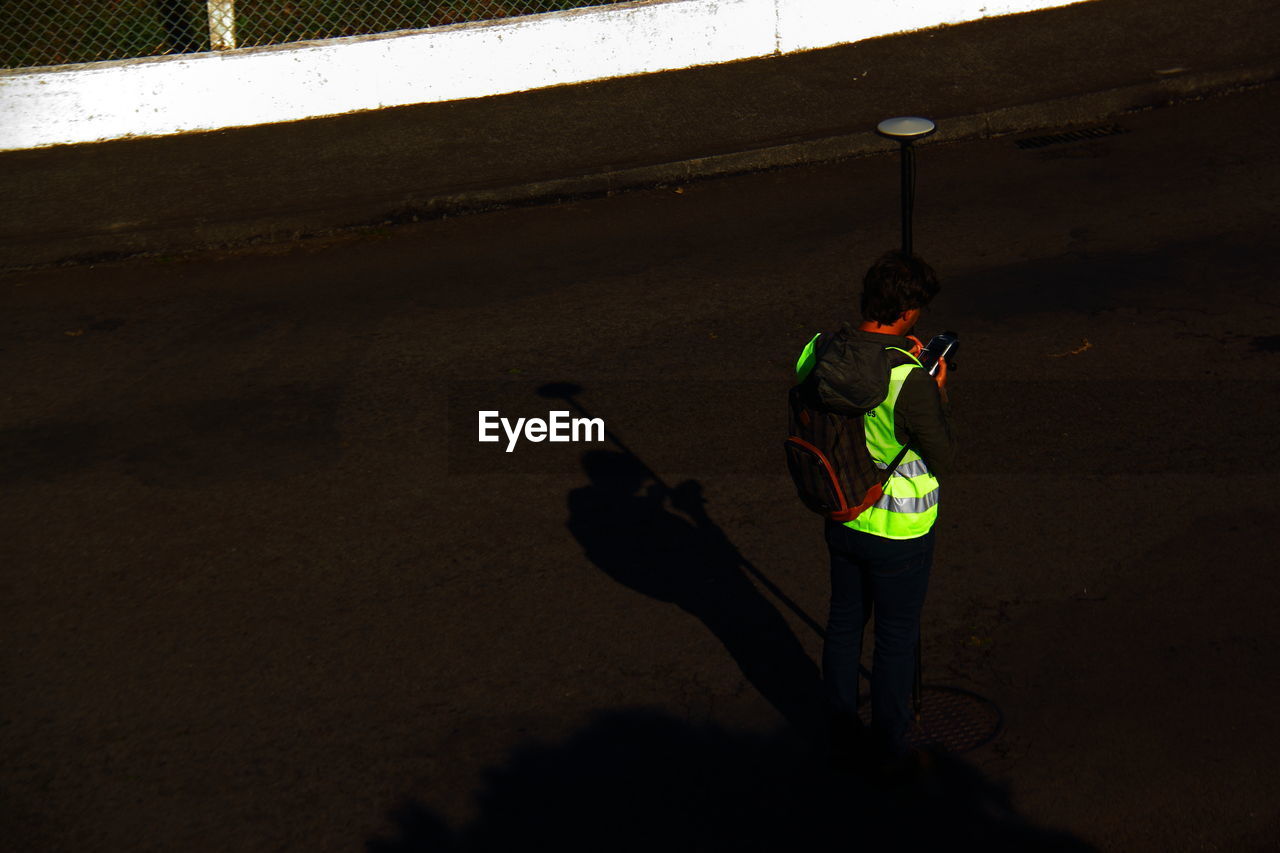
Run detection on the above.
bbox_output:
[5,61,1277,272]
[394,61,1279,221]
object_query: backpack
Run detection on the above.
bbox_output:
[784,336,912,522]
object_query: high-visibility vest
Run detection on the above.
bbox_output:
[795,337,939,539]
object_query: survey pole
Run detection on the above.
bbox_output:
[875,117,936,256]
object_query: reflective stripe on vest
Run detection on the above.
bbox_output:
[873,490,940,514]
[875,458,931,479]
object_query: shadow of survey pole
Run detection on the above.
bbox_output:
[537,382,828,641]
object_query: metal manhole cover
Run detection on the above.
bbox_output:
[858,685,1003,754]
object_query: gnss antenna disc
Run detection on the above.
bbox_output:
[876,116,937,140]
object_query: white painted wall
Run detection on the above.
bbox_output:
[0,0,1091,151]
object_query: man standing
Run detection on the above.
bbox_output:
[793,250,954,766]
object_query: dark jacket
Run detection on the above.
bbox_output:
[810,323,956,478]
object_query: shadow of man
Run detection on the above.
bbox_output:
[566,450,824,739]
[368,709,1099,853]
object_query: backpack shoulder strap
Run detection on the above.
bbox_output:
[883,345,923,369]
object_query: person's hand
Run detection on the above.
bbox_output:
[934,352,949,398]
[905,335,924,358]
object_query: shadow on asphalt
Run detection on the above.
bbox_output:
[364,388,1093,851]
[0,380,345,487]
[939,234,1280,320]
[565,449,826,739]
[366,708,1096,852]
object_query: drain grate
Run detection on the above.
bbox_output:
[1015,124,1129,149]
[859,685,1003,753]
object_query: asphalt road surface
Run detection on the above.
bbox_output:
[3,83,1280,851]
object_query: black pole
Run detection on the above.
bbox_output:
[875,117,936,725]
[899,134,925,723]
[877,116,933,255]
[900,140,916,256]
[913,629,923,721]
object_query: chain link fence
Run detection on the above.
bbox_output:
[1,0,631,70]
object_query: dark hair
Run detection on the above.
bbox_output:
[859,251,940,325]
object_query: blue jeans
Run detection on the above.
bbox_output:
[823,521,934,755]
